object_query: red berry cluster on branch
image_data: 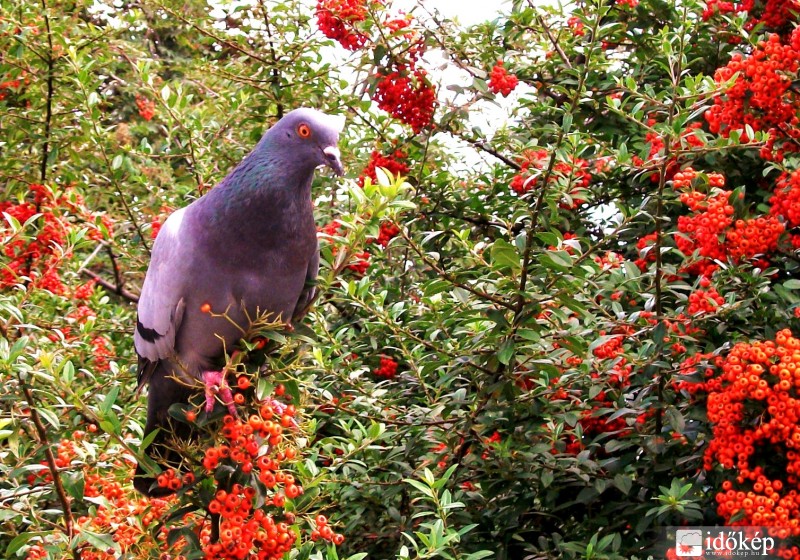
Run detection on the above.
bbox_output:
[135,94,155,121]
[509,149,591,206]
[706,32,800,161]
[27,433,180,559]
[687,287,725,315]
[702,0,797,32]
[315,0,369,50]
[374,355,398,378]
[358,148,409,187]
[772,170,800,228]
[195,391,333,559]
[1,184,110,294]
[488,60,519,97]
[700,330,800,548]
[673,169,784,276]
[374,66,436,133]
[371,221,400,247]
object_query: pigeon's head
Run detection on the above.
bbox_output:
[264,108,345,177]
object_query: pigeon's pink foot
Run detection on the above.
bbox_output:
[203,370,238,416]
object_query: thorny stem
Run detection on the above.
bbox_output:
[514,2,602,324]
[257,0,284,117]
[654,11,689,437]
[533,10,572,70]
[398,227,516,311]
[39,0,54,184]
[66,57,151,255]
[19,380,80,560]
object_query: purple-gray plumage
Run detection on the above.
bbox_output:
[133,108,344,496]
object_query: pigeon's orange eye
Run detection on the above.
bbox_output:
[297,123,311,138]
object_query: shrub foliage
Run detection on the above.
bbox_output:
[3,0,800,558]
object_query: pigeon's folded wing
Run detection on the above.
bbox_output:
[134,208,189,383]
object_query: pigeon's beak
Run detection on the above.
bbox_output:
[323,146,344,176]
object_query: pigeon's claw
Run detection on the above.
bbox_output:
[202,370,238,416]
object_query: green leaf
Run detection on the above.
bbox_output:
[6,532,40,556]
[614,474,633,495]
[665,406,685,434]
[100,385,120,415]
[404,478,434,499]
[490,239,521,272]
[497,339,515,365]
[784,279,800,290]
[73,530,121,555]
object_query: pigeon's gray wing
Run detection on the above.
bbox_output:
[134,208,189,385]
[291,246,319,322]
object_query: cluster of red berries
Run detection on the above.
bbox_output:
[347,250,371,275]
[593,329,635,385]
[702,0,795,32]
[593,332,625,360]
[73,279,96,300]
[315,0,369,50]
[374,355,398,378]
[135,94,155,121]
[358,148,410,187]
[1,184,110,294]
[318,219,343,239]
[673,170,784,275]
[705,32,800,161]
[698,330,800,541]
[0,71,30,105]
[90,336,114,373]
[593,251,624,270]
[26,432,179,560]
[0,76,21,101]
[687,287,725,315]
[633,232,658,271]
[755,0,799,28]
[204,483,298,559]
[642,122,706,184]
[487,60,519,97]
[673,351,718,395]
[318,220,372,275]
[509,149,591,202]
[726,215,784,263]
[549,324,638,455]
[373,66,436,133]
[1,184,67,293]
[772,170,800,228]
[558,401,632,455]
[370,221,400,247]
[191,388,331,559]
[310,514,345,544]
[567,16,585,36]
[673,167,726,191]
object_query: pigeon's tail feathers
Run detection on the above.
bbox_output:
[136,355,158,395]
[134,361,195,497]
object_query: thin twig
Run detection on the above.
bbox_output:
[20,382,80,560]
[79,268,139,303]
[398,227,516,311]
[532,9,572,70]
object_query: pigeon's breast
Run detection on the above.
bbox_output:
[235,240,314,323]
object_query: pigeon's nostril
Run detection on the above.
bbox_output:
[322,146,344,176]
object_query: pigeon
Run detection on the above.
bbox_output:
[133,108,344,496]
